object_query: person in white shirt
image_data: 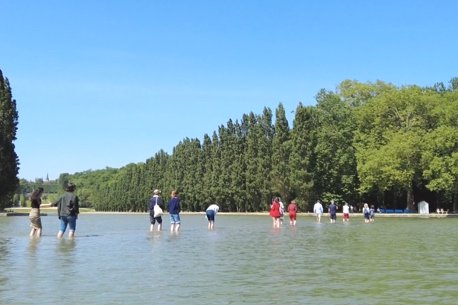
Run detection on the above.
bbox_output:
[206,204,220,230]
[313,200,323,223]
[342,202,350,222]
[279,199,285,225]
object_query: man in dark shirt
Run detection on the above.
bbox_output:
[329,200,337,223]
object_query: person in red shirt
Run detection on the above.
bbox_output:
[288,200,298,225]
[269,197,281,228]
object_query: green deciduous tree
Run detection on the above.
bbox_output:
[421,88,458,212]
[355,85,438,209]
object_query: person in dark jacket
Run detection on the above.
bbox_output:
[149,189,164,231]
[168,190,181,232]
[52,183,79,238]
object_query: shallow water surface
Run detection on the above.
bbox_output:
[0,214,457,304]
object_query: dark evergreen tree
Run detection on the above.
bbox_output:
[0,70,19,209]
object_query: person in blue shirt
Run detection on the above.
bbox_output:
[328,200,337,223]
[168,190,181,232]
[369,205,375,222]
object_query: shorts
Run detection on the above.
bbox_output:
[289,213,297,221]
[330,213,336,220]
[59,216,77,233]
[206,210,215,222]
[150,215,163,225]
[364,213,370,220]
[343,213,349,220]
[370,214,375,219]
[170,214,181,224]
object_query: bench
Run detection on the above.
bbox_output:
[395,209,403,213]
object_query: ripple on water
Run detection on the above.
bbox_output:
[1,214,457,304]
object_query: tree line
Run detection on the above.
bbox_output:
[3,74,458,213]
[60,78,458,213]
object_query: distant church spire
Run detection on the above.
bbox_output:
[46,173,49,181]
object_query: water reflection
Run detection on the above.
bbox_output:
[55,238,76,267]
[27,236,41,255]
[57,238,76,254]
[0,238,11,294]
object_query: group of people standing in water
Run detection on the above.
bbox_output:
[269,197,298,228]
[271,198,376,226]
[148,189,183,232]
[28,184,376,238]
[28,183,79,237]
[148,189,220,232]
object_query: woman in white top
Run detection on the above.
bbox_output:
[362,203,370,223]
[206,204,219,230]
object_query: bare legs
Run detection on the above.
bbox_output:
[316,214,322,223]
[272,217,280,228]
[150,223,162,232]
[171,223,180,232]
[30,228,42,237]
[208,221,215,230]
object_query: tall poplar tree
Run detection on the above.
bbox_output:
[289,103,318,210]
[0,69,19,209]
[201,134,215,209]
[271,103,292,203]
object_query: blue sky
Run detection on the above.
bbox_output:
[1,0,457,181]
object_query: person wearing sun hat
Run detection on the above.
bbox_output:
[149,189,164,231]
